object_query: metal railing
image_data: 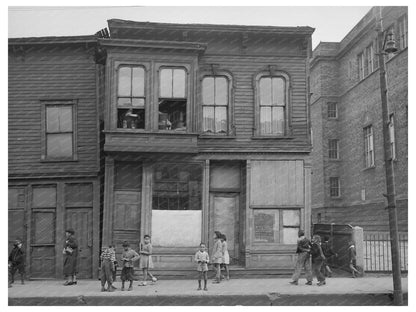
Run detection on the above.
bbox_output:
[364,232,408,272]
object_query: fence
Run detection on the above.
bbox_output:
[364,232,408,272]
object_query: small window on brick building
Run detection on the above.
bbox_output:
[329,177,340,198]
[327,102,337,118]
[364,125,375,168]
[398,14,408,50]
[365,44,374,74]
[358,52,365,80]
[328,139,339,159]
[389,114,396,160]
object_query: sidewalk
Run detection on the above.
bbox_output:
[8,276,408,306]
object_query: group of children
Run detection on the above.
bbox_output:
[290,230,360,286]
[100,234,157,292]
[194,231,230,291]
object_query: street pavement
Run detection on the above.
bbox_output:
[8,276,408,306]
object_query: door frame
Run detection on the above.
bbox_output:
[208,192,240,265]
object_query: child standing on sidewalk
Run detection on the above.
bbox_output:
[211,231,223,284]
[100,245,117,292]
[220,234,230,280]
[8,240,25,285]
[120,241,139,291]
[348,240,360,278]
[195,242,209,291]
[290,230,313,285]
[138,235,157,286]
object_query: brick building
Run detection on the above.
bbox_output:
[310,6,408,234]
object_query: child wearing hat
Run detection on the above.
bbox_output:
[8,239,25,285]
[120,241,139,291]
[100,245,117,292]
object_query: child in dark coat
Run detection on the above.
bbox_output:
[120,241,140,291]
[9,240,25,285]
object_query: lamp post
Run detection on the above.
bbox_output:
[375,7,403,305]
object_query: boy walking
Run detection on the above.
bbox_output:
[120,241,140,291]
[348,241,360,278]
[310,235,326,286]
[9,240,25,285]
[290,230,313,285]
[195,243,209,291]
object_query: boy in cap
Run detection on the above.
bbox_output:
[9,239,25,285]
[120,241,140,291]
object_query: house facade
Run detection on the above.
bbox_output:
[100,20,314,270]
[310,6,408,233]
[8,37,102,278]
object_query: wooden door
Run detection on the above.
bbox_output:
[8,187,26,254]
[66,209,93,278]
[210,193,239,264]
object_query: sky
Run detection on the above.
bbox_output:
[8,5,373,49]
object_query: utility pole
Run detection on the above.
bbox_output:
[374,7,403,305]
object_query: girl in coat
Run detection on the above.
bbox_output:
[211,231,223,283]
[221,234,230,280]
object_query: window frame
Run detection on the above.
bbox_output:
[41,100,77,161]
[329,177,340,198]
[398,14,408,50]
[358,52,365,80]
[328,139,339,159]
[253,70,291,137]
[200,72,234,136]
[327,102,338,119]
[364,125,375,168]
[155,63,192,133]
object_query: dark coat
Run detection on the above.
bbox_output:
[9,247,24,269]
[310,242,325,262]
[63,236,78,276]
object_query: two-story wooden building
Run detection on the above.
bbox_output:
[100,20,315,270]
[8,36,101,279]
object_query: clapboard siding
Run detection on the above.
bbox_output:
[198,55,309,150]
[9,45,99,176]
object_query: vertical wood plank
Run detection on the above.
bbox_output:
[102,157,114,246]
[304,164,311,238]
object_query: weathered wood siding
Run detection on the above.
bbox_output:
[8,45,99,176]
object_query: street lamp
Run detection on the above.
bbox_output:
[375,8,403,305]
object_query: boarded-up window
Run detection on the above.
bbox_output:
[115,162,142,190]
[32,187,57,208]
[65,183,93,205]
[210,162,240,190]
[45,105,74,158]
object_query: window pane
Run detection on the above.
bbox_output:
[59,106,73,132]
[173,69,186,98]
[132,67,145,97]
[272,77,285,106]
[283,228,299,244]
[202,77,215,105]
[283,210,300,226]
[46,107,59,132]
[32,212,55,244]
[203,106,215,133]
[132,98,145,108]
[215,106,227,134]
[215,77,228,105]
[118,67,132,97]
[32,187,56,208]
[160,69,173,98]
[259,78,272,106]
[47,133,73,158]
[271,106,284,135]
[260,107,272,134]
[118,98,131,106]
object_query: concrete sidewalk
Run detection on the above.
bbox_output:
[8,276,408,306]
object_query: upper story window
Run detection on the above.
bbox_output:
[117,66,145,129]
[364,125,375,168]
[358,41,377,81]
[329,177,340,198]
[398,14,408,50]
[159,67,187,131]
[256,74,288,136]
[358,52,365,80]
[328,139,339,159]
[202,76,229,134]
[327,102,338,118]
[42,102,76,161]
[365,44,374,74]
[389,114,396,160]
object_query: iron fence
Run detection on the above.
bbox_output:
[364,232,408,272]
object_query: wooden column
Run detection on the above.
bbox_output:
[141,162,153,238]
[102,157,115,246]
[304,164,312,238]
[202,159,210,245]
[92,179,100,278]
[245,160,252,267]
